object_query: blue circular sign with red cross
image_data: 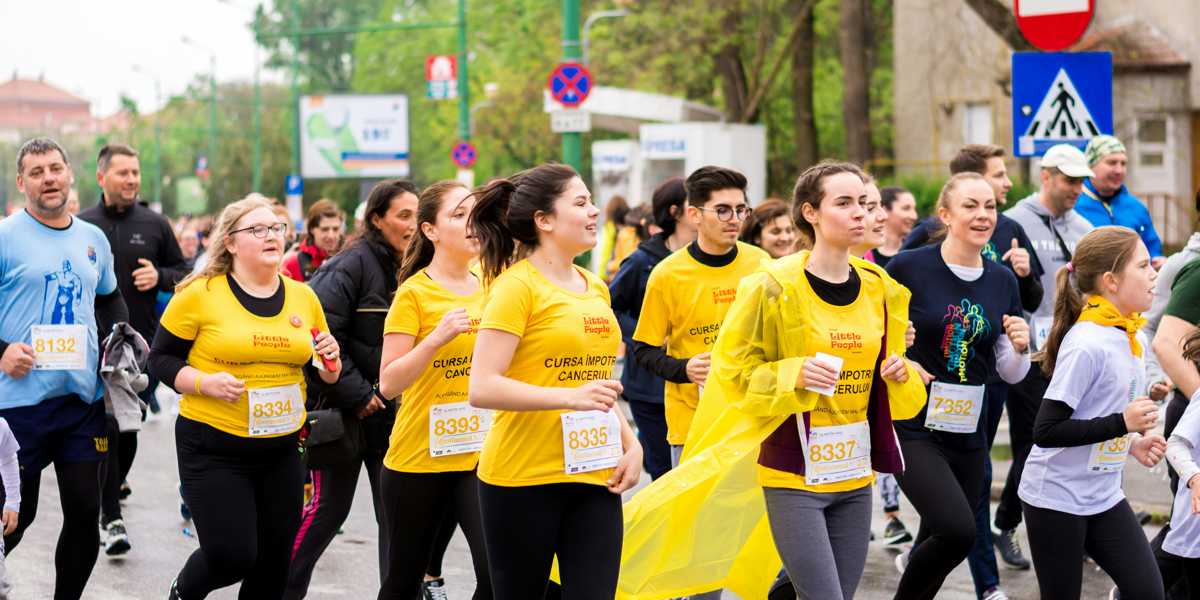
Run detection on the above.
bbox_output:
[547,62,592,108]
[451,141,477,168]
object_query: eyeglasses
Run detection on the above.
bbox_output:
[698,205,750,222]
[229,223,288,239]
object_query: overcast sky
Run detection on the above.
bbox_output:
[0,0,282,116]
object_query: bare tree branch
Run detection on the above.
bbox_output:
[738,0,816,122]
[963,0,1037,51]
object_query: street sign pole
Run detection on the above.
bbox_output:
[561,0,586,267]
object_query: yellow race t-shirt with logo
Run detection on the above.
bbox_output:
[757,265,885,493]
[476,259,621,487]
[633,241,769,444]
[159,275,328,438]
[382,269,484,473]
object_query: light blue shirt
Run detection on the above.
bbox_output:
[0,211,117,408]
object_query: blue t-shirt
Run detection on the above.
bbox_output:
[0,211,117,408]
[886,244,1022,449]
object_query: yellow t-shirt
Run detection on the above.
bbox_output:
[476,260,621,487]
[160,275,328,438]
[633,242,769,444]
[757,265,885,492]
[382,269,483,473]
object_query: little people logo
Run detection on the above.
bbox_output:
[711,287,736,305]
[941,299,990,382]
[830,331,863,351]
[582,315,613,337]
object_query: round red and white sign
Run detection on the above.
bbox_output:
[1014,0,1095,51]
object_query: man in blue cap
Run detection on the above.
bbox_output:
[1078,134,1166,268]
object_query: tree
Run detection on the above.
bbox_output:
[253,0,391,92]
[839,0,870,164]
[792,0,818,170]
[963,0,1035,51]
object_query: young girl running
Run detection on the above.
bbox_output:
[752,162,924,600]
[1019,225,1167,599]
[1163,329,1200,597]
[886,173,1031,600]
[375,181,491,600]
[468,163,643,600]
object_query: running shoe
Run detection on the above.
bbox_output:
[883,516,914,546]
[982,586,1009,600]
[1109,586,1119,600]
[104,519,131,556]
[894,550,909,575]
[992,528,1031,570]
[168,579,181,600]
[423,577,450,600]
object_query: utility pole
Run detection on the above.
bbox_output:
[132,65,163,205]
[561,0,582,173]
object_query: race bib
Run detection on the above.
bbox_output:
[925,382,985,434]
[31,324,87,371]
[247,384,304,437]
[800,421,872,486]
[1032,316,1053,352]
[429,402,493,457]
[1087,435,1130,473]
[561,410,622,474]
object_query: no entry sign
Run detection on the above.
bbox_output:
[1015,0,1095,51]
[451,141,477,169]
[548,62,592,108]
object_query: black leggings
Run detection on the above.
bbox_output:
[478,480,622,600]
[377,469,491,600]
[175,417,305,599]
[426,508,458,578]
[285,454,387,600]
[894,439,986,600]
[101,415,138,524]
[4,459,102,600]
[1022,499,1164,600]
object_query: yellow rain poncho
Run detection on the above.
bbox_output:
[616,251,927,599]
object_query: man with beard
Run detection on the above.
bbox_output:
[79,143,187,557]
[0,137,128,599]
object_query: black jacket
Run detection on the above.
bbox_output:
[306,237,399,455]
[608,233,673,404]
[78,198,187,340]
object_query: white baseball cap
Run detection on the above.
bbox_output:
[1040,144,1095,178]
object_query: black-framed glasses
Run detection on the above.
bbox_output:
[230,223,288,239]
[699,205,750,222]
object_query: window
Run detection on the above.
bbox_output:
[963,103,993,146]
[1132,115,1172,194]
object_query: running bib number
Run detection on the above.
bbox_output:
[31,325,87,371]
[429,402,493,457]
[1087,435,1130,473]
[1032,316,1053,352]
[800,421,871,486]
[247,384,303,437]
[561,410,622,474]
[924,382,985,434]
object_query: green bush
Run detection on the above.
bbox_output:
[879,175,1038,219]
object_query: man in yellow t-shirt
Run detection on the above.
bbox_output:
[633,166,769,465]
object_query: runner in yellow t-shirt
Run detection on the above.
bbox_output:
[468,163,642,600]
[633,166,768,463]
[375,180,492,599]
[149,197,341,599]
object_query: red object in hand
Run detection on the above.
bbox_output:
[311,328,338,372]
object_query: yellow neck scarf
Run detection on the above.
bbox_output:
[1076,295,1148,357]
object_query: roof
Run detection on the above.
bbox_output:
[1072,18,1190,72]
[0,77,90,106]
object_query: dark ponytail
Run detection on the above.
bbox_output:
[468,163,579,285]
[397,180,469,284]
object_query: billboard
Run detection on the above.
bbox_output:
[299,94,410,179]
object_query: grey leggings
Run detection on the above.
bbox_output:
[764,485,873,600]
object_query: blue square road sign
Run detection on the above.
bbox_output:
[1012,51,1112,157]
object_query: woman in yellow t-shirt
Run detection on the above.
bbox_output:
[149,196,341,600]
[467,163,643,599]
[375,180,492,599]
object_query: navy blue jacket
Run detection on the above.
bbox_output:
[608,233,672,404]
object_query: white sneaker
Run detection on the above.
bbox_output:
[894,550,909,575]
[981,586,1009,600]
[103,519,131,556]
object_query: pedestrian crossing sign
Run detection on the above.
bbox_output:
[1012,51,1112,157]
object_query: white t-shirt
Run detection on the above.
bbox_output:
[1165,394,1200,558]
[1019,322,1146,515]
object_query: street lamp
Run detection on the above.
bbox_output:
[582,9,629,65]
[130,65,164,206]
[181,36,218,197]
